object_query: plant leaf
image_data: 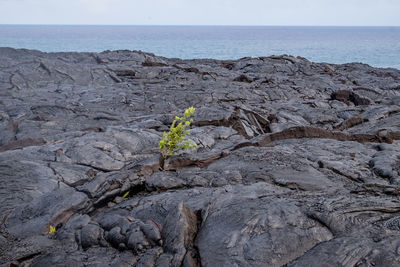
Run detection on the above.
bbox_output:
[49,225,56,234]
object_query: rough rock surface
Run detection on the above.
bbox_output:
[1,47,400,266]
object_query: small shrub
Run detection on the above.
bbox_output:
[48,225,56,235]
[159,107,197,159]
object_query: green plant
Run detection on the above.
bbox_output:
[159,107,197,159]
[48,225,56,235]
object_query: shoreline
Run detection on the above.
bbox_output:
[1,46,400,71]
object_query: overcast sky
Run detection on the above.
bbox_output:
[0,0,399,26]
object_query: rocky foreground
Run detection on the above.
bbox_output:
[0,47,400,266]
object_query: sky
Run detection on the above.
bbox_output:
[0,0,399,26]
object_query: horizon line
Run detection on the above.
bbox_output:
[1,24,400,27]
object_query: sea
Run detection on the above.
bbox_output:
[0,25,399,69]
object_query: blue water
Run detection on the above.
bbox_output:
[0,25,399,69]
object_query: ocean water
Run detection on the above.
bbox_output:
[0,25,399,69]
